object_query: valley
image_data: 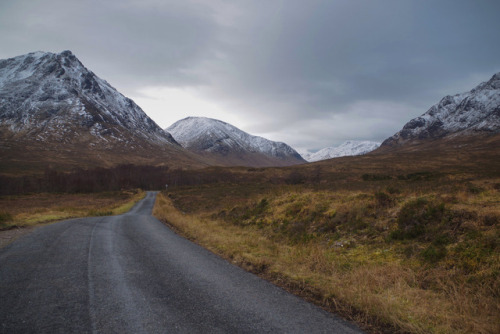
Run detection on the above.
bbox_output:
[1,49,499,333]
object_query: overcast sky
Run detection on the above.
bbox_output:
[1,0,500,152]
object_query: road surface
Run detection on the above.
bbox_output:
[0,192,363,333]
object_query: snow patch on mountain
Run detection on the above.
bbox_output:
[301,140,381,162]
[383,72,500,146]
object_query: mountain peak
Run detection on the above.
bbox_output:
[382,72,500,147]
[166,116,305,167]
[486,71,500,88]
[0,50,177,147]
[60,50,74,56]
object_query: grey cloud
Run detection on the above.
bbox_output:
[0,0,219,89]
[207,1,500,105]
[195,0,500,146]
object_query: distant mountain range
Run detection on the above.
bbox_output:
[167,117,305,167]
[1,50,499,173]
[301,141,381,162]
[382,72,500,147]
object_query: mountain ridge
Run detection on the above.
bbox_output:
[382,72,500,147]
[301,140,381,162]
[166,117,306,167]
[2,51,498,173]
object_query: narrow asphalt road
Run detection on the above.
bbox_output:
[0,192,364,333]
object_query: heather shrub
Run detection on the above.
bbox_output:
[391,198,447,240]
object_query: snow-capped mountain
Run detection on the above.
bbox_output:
[301,140,381,162]
[382,72,500,147]
[0,51,207,172]
[166,117,305,167]
[0,50,177,147]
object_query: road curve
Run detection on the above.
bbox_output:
[0,192,363,333]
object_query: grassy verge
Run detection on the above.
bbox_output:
[154,180,499,334]
[0,189,146,230]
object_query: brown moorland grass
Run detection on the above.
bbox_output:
[0,189,145,231]
[153,142,500,334]
[155,185,499,333]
